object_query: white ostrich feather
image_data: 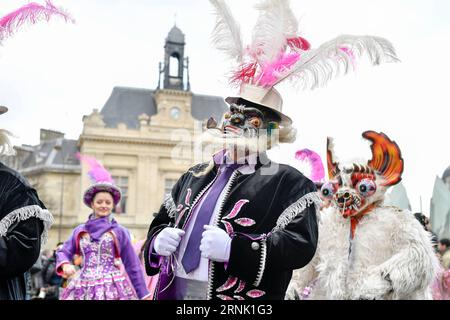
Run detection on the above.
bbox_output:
[209,0,244,63]
[251,0,299,65]
[0,129,15,156]
[274,34,399,89]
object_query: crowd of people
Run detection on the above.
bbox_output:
[413,213,450,300]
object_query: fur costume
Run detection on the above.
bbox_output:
[287,131,439,300]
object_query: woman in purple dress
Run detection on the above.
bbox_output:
[56,155,150,300]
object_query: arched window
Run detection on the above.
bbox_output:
[169,53,180,77]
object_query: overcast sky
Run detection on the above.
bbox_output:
[1,0,449,214]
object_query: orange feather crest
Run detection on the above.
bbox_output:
[363,131,404,187]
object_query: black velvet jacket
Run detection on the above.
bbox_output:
[143,154,319,300]
[0,162,51,300]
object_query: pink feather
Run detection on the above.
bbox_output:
[229,62,257,87]
[295,149,325,183]
[76,152,114,184]
[0,0,74,42]
[287,36,311,51]
[257,52,301,88]
[339,46,357,69]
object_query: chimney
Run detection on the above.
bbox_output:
[40,129,65,144]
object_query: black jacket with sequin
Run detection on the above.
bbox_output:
[143,153,319,300]
[0,162,52,300]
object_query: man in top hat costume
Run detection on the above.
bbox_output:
[287,132,439,300]
[56,154,150,300]
[143,0,399,300]
[0,106,54,300]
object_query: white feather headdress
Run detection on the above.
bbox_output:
[209,0,399,90]
[0,129,16,156]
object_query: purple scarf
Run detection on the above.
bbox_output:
[85,214,117,241]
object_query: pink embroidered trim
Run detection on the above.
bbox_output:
[175,188,192,226]
[216,276,238,292]
[246,289,266,298]
[234,280,246,294]
[184,188,192,205]
[217,294,234,300]
[221,221,234,234]
[223,199,249,220]
[234,218,256,227]
[109,230,121,259]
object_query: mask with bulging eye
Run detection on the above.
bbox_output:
[208,103,266,138]
[326,131,404,218]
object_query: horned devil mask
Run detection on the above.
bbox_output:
[321,131,404,218]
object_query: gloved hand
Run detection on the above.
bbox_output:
[62,263,76,277]
[154,227,185,257]
[200,225,232,263]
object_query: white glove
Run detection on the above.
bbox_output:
[154,227,185,257]
[62,264,76,277]
[200,225,232,263]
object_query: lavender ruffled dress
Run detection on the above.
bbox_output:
[56,216,149,300]
[61,233,137,300]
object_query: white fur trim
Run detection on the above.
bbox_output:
[254,239,267,287]
[163,194,177,218]
[272,192,321,233]
[0,205,54,245]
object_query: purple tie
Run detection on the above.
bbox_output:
[181,162,239,273]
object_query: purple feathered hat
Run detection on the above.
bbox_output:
[76,153,122,208]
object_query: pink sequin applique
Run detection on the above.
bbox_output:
[217,276,238,292]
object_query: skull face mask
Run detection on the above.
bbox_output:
[223,104,265,138]
[208,101,281,139]
[204,99,284,158]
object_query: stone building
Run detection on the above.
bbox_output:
[430,166,450,239]
[5,25,227,248]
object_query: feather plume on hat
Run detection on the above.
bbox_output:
[209,0,399,90]
[76,152,115,185]
[0,129,15,156]
[76,153,122,208]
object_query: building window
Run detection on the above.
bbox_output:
[169,54,180,77]
[165,179,177,196]
[112,176,129,214]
